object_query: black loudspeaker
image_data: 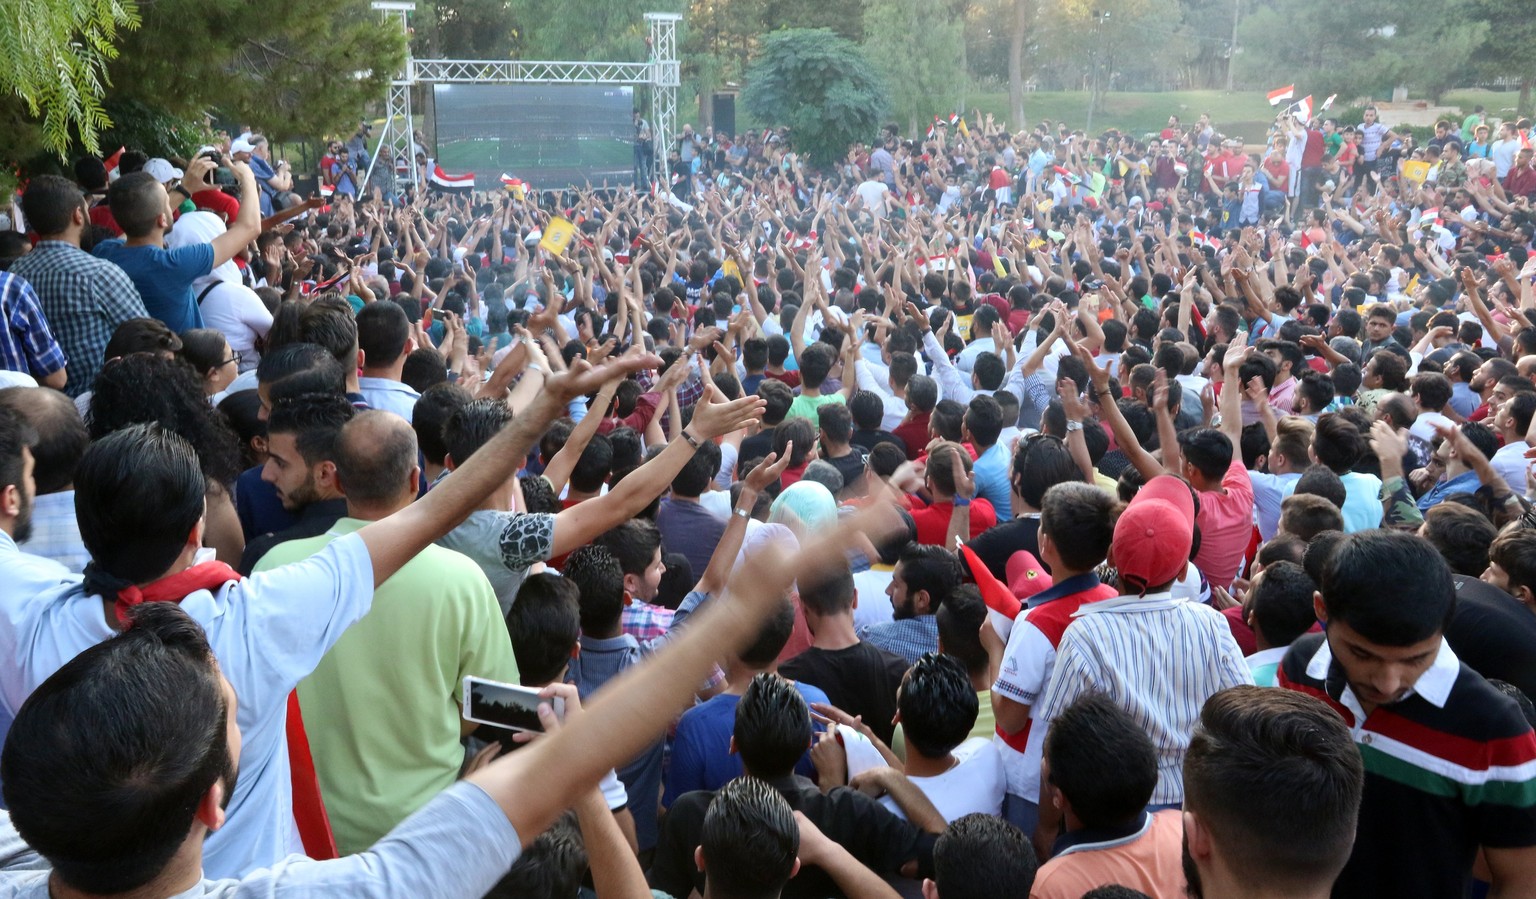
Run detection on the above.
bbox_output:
[712,93,736,137]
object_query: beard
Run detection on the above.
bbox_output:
[1182,829,1204,899]
[277,476,321,512]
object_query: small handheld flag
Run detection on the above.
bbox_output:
[1321,94,1337,112]
[538,216,577,257]
[1267,84,1296,106]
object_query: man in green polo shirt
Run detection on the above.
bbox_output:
[256,410,518,854]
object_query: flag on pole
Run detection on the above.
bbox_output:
[925,116,939,140]
[1321,94,1337,112]
[428,165,475,194]
[1419,207,1442,228]
[499,173,527,200]
[1290,95,1314,122]
[948,112,960,126]
[1267,84,1296,106]
[957,115,970,138]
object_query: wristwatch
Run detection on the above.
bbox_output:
[953,496,972,507]
[1065,420,1084,432]
[680,429,703,450]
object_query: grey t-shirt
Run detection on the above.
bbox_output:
[437,511,556,615]
[0,781,520,897]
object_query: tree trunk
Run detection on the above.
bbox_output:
[1008,0,1027,129]
[1522,77,1533,118]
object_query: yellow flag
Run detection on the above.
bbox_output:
[1400,160,1431,185]
[1037,199,1054,213]
[538,216,577,257]
[957,116,971,138]
[722,257,741,282]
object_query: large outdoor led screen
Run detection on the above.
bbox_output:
[433,83,636,190]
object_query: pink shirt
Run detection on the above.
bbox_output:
[1029,810,1186,899]
[1193,458,1256,589]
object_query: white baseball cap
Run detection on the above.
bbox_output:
[143,158,184,183]
[230,138,256,155]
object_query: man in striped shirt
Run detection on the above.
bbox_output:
[1280,531,1536,897]
[1033,474,1250,859]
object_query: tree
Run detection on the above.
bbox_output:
[1235,0,1393,100]
[104,0,405,145]
[863,0,964,134]
[742,29,889,168]
[0,0,140,157]
[1008,0,1031,129]
[1470,0,1536,114]
[517,0,682,62]
[413,0,524,59]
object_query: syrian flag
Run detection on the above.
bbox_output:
[926,116,940,140]
[1419,208,1442,228]
[948,112,960,126]
[104,146,125,182]
[1289,95,1314,122]
[1190,229,1207,245]
[429,165,475,194]
[1321,94,1337,112]
[1267,84,1296,106]
[319,183,334,198]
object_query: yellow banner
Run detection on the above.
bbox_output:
[538,216,577,257]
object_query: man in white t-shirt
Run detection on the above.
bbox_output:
[856,177,891,220]
[879,653,1004,822]
[1407,371,1456,468]
[1490,392,1536,495]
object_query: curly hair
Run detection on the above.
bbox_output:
[88,354,244,488]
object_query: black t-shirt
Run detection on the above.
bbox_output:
[823,448,867,494]
[852,427,906,456]
[779,642,909,745]
[966,515,1044,581]
[1445,575,1536,701]
[739,431,775,473]
[650,775,934,899]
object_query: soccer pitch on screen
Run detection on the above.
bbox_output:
[433,83,636,190]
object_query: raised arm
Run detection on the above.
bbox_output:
[1070,338,1164,480]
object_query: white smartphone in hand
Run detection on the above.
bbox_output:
[462,676,563,733]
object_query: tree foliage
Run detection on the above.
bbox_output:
[1236,0,1500,105]
[864,0,965,133]
[741,29,889,167]
[0,0,140,157]
[412,0,524,59]
[102,0,403,145]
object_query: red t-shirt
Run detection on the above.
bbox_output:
[764,370,802,389]
[1301,130,1326,168]
[911,497,997,546]
[892,414,931,461]
[88,202,121,237]
[988,167,1011,190]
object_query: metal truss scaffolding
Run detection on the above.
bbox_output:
[366,4,680,191]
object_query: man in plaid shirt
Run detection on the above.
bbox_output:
[0,272,68,390]
[10,176,147,397]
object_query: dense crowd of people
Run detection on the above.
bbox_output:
[0,101,1534,899]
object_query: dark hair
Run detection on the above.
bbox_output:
[898,542,963,611]
[1039,481,1117,571]
[756,379,794,425]
[672,438,721,497]
[506,573,581,686]
[733,673,811,778]
[1280,492,1344,541]
[1044,692,1158,828]
[1177,428,1233,482]
[20,174,86,236]
[1322,531,1455,645]
[932,814,1038,899]
[356,301,411,369]
[964,394,1004,447]
[1184,687,1363,894]
[1294,464,1346,510]
[569,433,614,494]
[773,418,816,468]
[88,354,242,488]
[797,560,855,616]
[107,172,166,238]
[256,343,347,397]
[297,300,361,367]
[848,390,884,430]
[700,777,800,899]
[333,410,419,506]
[484,811,585,899]
[739,596,797,668]
[906,374,939,412]
[104,317,181,361]
[935,584,988,678]
[899,653,977,759]
[401,347,449,393]
[0,386,85,495]
[1422,503,1496,577]
[0,405,38,520]
[1011,434,1081,511]
[411,382,472,466]
[564,544,626,634]
[930,399,966,443]
[0,603,233,894]
[1311,413,1365,473]
[1491,530,1536,600]
[1249,561,1317,648]
[443,398,514,466]
[799,343,836,389]
[1081,888,1151,899]
[176,328,230,379]
[596,518,663,578]
[1411,371,1453,411]
[77,425,205,586]
[1367,349,1409,391]
[266,391,355,466]
[817,402,853,444]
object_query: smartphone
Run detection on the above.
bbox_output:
[462,676,562,733]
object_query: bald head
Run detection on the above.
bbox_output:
[0,387,88,494]
[1518,355,1536,381]
[333,411,419,515]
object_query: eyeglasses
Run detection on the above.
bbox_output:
[221,351,242,367]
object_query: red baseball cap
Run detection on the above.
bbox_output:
[1112,475,1195,593]
[1006,550,1054,600]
